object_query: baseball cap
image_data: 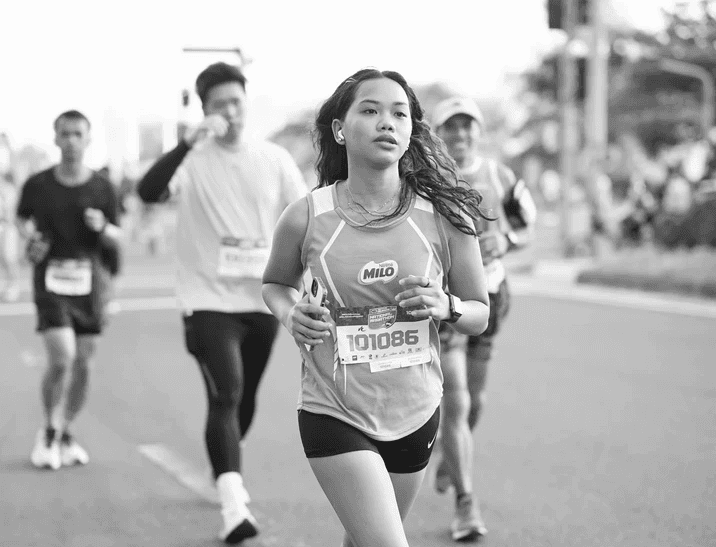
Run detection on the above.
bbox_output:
[432,97,485,130]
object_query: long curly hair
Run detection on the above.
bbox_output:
[313,68,492,236]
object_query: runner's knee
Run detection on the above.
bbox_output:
[44,360,68,381]
[209,384,242,411]
[43,331,76,368]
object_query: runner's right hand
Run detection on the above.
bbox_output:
[285,294,332,347]
[26,234,51,265]
[183,115,229,146]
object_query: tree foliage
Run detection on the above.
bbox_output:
[524,1,716,153]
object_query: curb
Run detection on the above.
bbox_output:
[508,258,716,301]
[576,269,716,300]
[506,258,595,284]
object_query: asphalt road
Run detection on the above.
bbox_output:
[1,277,714,547]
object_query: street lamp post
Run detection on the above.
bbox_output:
[559,0,579,257]
[585,0,611,255]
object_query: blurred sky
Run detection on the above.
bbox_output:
[0,0,683,167]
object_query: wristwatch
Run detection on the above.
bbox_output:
[445,293,463,324]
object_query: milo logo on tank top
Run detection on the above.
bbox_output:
[358,260,398,285]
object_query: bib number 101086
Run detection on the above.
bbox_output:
[345,329,419,352]
[335,305,431,371]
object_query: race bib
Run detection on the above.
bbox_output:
[217,237,269,280]
[484,259,506,294]
[45,259,92,296]
[334,305,432,373]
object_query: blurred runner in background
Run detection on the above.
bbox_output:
[432,96,536,542]
[16,111,121,471]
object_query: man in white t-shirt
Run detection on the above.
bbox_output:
[137,62,307,545]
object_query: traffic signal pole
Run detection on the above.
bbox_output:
[585,0,610,251]
[559,0,579,256]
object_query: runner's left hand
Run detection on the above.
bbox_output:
[84,208,107,233]
[395,275,450,321]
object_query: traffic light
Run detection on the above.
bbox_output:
[547,0,589,29]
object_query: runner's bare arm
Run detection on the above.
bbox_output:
[262,197,331,345]
[444,226,490,335]
[394,213,489,335]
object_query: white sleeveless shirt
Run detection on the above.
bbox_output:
[297,185,451,440]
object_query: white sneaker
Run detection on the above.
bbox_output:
[206,469,250,505]
[451,494,488,542]
[216,472,258,544]
[59,431,89,466]
[219,505,259,544]
[30,428,61,470]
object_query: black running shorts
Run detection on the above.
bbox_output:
[297,407,440,474]
[34,266,111,336]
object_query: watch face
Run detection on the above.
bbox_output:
[454,296,464,316]
[448,293,463,323]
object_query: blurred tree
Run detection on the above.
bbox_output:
[526,0,716,151]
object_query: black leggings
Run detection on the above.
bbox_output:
[183,311,280,478]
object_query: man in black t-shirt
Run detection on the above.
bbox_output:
[16,110,121,471]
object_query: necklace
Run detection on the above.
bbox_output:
[346,182,400,218]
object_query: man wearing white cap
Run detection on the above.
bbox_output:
[432,96,536,542]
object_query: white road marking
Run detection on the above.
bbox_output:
[137,443,219,505]
[138,443,274,530]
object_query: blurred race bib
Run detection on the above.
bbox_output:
[45,259,92,296]
[217,237,269,279]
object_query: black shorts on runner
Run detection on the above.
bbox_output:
[35,293,107,335]
[34,266,111,336]
[297,407,440,474]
